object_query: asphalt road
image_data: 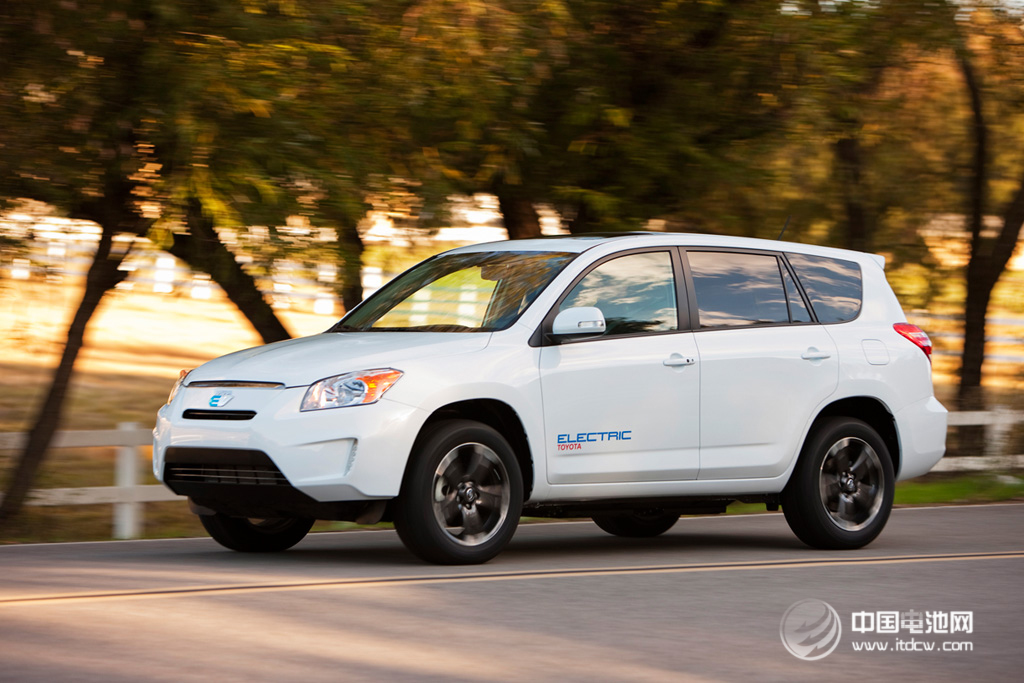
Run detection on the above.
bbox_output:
[2,504,1022,681]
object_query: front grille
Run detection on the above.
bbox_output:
[183,409,256,421]
[165,463,288,486]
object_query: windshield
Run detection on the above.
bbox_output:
[332,250,576,332]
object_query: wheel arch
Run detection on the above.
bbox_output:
[810,397,901,476]
[414,399,535,500]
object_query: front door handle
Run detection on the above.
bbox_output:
[801,347,832,361]
[663,354,696,367]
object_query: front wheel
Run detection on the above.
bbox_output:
[199,514,314,552]
[782,417,894,550]
[394,420,523,564]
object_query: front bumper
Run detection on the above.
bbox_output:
[153,384,425,503]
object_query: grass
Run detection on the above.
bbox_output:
[726,471,1024,516]
[892,471,1024,505]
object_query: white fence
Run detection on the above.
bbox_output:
[0,423,180,540]
[1,413,1023,540]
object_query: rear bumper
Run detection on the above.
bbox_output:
[895,396,948,480]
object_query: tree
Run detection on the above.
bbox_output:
[794,0,959,251]
[0,1,157,519]
[168,200,291,343]
[540,0,797,232]
[954,5,1024,411]
[0,0,381,520]
[393,1,837,235]
[378,0,572,237]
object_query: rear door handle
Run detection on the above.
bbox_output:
[801,347,832,361]
[663,354,696,367]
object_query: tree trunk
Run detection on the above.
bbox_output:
[958,277,991,412]
[567,201,594,235]
[169,198,291,344]
[835,135,871,253]
[337,222,364,314]
[956,46,990,413]
[959,170,1024,410]
[0,229,130,521]
[496,188,542,240]
[954,46,1024,464]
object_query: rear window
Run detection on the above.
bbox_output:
[786,253,862,323]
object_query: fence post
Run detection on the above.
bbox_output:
[113,422,142,539]
[987,407,1013,459]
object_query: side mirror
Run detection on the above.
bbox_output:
[551,306,606,338]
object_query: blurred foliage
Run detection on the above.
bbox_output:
[2,0,1021,259]
[0,0,1022,331]
[1,1,378,228]
[391,0,803,231]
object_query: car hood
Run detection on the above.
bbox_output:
[186,332,492,387]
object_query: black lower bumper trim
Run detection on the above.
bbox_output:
[163,446,385,521]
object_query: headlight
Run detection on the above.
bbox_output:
[167,369,192,405]
[300,368,403,412]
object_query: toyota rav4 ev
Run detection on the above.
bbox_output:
[154,233,947,564]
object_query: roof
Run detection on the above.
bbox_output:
[446,232,886,268]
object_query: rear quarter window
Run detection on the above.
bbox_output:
[786,253,862,323]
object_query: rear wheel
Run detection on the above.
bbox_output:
[199,514,314,552]
[394,420,523,564]
[592,511,679,538]
[782,417,894,550]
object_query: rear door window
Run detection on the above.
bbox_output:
[687,251,789,328]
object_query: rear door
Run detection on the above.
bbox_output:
[684,250,839,479]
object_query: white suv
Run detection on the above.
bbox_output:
[154,233,947,564]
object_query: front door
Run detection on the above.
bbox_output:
[539,250,701,484]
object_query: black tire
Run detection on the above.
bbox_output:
[199,513,314,552]
[782,417,895,550]
[394,420,523,564]
[592,511,679,538]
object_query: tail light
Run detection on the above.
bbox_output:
[893,323,932,363]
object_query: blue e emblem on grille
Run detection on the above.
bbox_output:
[209,392,234,408]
